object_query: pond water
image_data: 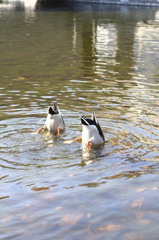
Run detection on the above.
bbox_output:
[0,1,159,239]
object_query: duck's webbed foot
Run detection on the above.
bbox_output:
[63,137,82,144]
[56,127,61,136]
[87,141,92,150]
[37,127,45,133]
[31,127,44,134]
[88,141,92,146]
[75,137,82,142]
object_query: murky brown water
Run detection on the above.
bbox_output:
[0,1,159,240]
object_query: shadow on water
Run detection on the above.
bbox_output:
[36,0,71,9]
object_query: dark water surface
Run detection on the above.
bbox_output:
[0,1,159,239]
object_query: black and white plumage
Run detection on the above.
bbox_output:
[44,103,65,135]
[81,112,105,146]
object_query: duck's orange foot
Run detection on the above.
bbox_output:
[31,127,44,134]
[75,137,82,142]
[63,137,82,144]
[56,127,60,137]
[88,141,92,149]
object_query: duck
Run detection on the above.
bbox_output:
[80,112,105,146]
[33,103,65,136]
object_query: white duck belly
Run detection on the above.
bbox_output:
[82,125,104,145]
[58,115,65,131]
[44,114,64,134]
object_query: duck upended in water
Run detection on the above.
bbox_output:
[32,103,65,136]
[67,112,105,147]
[81,112,105,146]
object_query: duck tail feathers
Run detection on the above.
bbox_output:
[53,102,60,114]
[81,116,89,125]
[91,112,97,124]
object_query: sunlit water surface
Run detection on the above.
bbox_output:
[0,2,159,240]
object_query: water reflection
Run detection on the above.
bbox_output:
[0,0,37,21]
[1,0,37,10]
[82,145,105,164]
[67,5,159,93]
